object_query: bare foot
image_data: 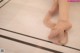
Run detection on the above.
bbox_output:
[48,28,69,45]
[51,21,71,45]
[48,29,65,45]
[59,31,68,45]
[48,30,60,45]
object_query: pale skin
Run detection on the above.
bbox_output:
[44,0,72,45]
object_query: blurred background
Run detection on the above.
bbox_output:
[0,0,80,53]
